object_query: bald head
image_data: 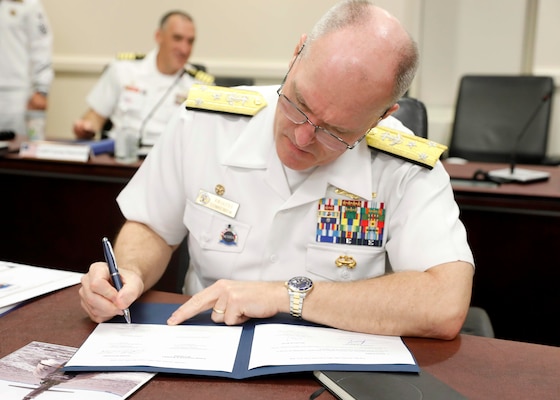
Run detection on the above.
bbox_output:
[303,0,418,105]
[273,1,419,170]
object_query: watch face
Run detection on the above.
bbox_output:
[289,276,313,292]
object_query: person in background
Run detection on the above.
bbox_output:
[0,0,53,135]
[79,0,474,340]
[72,10,213,148]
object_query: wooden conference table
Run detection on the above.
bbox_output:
[1,285,560,400]
[1,136,559,346]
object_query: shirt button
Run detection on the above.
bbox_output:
[270,254,278,263]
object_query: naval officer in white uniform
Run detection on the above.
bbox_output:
[0,0,53,135]
[79,1,475,341]
[73,10,213,148]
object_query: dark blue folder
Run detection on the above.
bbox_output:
[64,303,419,379]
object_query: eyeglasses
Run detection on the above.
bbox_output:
[276,47,386,151]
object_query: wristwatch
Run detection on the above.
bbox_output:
[286,276,314,318]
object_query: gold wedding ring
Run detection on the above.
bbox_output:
[213,308,225,314]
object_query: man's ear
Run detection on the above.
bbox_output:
[381,103,400,119]
[155,28,163,46]
[287,34,307,68]
[294,34,307,56]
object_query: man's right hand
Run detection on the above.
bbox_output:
[73,119,96,139]
[79,262,144,323]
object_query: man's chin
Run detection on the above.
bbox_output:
[278,150,314,171]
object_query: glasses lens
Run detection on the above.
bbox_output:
[278,92,351,151]
[278,95,306,124]
[315,130,349,151]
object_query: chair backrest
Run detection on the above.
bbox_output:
[214,76,255,87]
[392,97,428,138]
[448,75,554,164]
[461,306,495,338]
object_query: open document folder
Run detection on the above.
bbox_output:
[64,303,418,379]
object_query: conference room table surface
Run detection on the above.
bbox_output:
[444,160,560,202]
[1,286,559,400]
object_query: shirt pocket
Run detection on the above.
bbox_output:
[118,87,146,113]
[185,199,250,253]
[306,243,387,282]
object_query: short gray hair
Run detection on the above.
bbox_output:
[159,10,194,29]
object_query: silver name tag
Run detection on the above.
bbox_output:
[195,190,239,218]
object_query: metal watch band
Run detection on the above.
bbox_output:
[289,291,304,318]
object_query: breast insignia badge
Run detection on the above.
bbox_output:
[335,255,357,269]
[220,224,238,245]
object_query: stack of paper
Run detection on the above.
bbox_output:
[0,261,83,316]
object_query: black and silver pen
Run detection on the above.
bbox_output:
[102,237,131,324]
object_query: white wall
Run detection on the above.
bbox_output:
[42,0,417,138]
[42,0,560,158]
[417,0,560,155]
[534,0,560,155]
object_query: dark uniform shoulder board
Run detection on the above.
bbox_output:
[366,126,448,169]
[185,84,267,117]
[116,52,145,61]
[185,66,215,85]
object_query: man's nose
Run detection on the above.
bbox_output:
[293,122,318,147]
[178,40,191,55]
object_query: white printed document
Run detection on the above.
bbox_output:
[249,324,415,369]
[67,323,243,373]
[0,261,83,313]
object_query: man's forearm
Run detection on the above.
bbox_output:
[114,221,177,292]
[302,261,474,339]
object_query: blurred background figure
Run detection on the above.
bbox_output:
[72,10,212,151]
[0,0,53,136]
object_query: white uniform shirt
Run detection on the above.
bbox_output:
[0,0,53,131]
[87,49,200,146]
[118,86,474,295]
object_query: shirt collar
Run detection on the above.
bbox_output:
[222,86,374,202]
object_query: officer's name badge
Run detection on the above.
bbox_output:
[196,190,239,218]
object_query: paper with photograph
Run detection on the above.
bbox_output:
[0,341,154,400]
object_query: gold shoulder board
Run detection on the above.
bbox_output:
[185,84,267,117]
[116,52,145,61]
[185,67,215,85]
[366,126,447,169]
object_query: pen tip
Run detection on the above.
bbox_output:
[124,309,131,324]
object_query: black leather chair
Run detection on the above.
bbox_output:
[448,75,556,164]
[214,76,255,87]
[460,306,495,338]
[392,97,428,138]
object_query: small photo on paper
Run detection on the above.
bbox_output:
[0,341,154,400]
